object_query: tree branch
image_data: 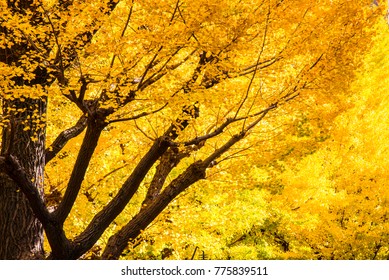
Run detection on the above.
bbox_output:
[53,121,104,225]
[235,4,270,120]
[142,147,188,207]
[181,102,278,148]
[138,47,196,91]
[71,132,172,257]
[108,0,134,73]
[0,155,51,225]
[238,57,280,77]
[71,107,197,257]
[107,103,168,124]
[137,46,164,90]
[100,103,280,259]
[65,1,121,66]
[45,115,88,163]
[1,155,73,259]
[101,160,208,259]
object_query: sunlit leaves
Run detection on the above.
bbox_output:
[253,18,389,260]
[0,0,382,259]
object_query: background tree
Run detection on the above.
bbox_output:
[213,18,389,260]
[0,0,380,259]
[262,18,389,260]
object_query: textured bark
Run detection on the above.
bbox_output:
[0,176,43,259]
[0,99,46,259]
[0,0,120,259]
[0,0,48,259]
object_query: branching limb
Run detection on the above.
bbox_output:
[0,156,73,259]
[138,47,197,91]
[183,117,236,147]
[0,155,51,225]
[137,46,164,90]
[71,104,198,257]
[101,159,207,259]
[170,0,181,24]
[181,102,278,148]
[71,132,173,258]
[100,100,280,259]
[108,0,135,72]
[134,120,155,141]
[142,147,190,207]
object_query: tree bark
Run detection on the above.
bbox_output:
[0,99,46,259]
[0,0,119,259]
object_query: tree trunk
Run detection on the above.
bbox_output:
[0,99,46,259]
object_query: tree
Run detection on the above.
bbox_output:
[224,18,389,260]
[265,18,389,260]
[0,0,379,259]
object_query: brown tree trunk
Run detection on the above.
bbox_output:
[0,0,120,260]
[0,99,46,259]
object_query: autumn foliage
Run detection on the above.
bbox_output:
[0,0,384,259]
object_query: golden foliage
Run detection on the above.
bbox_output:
[0,0,384,259]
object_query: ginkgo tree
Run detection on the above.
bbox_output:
[0,0,380,259]
[213,17,389,260]
[266,18,389,260]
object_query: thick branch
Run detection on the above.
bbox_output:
[100,108,278,259]
[69,81,205,257]
[142,147,187,207]
[53,121,104,224]
[71,133,172,257]
[71,111,196,257]
[101,160,207,259]
[0,153,73,259]
[100,98,286,259]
